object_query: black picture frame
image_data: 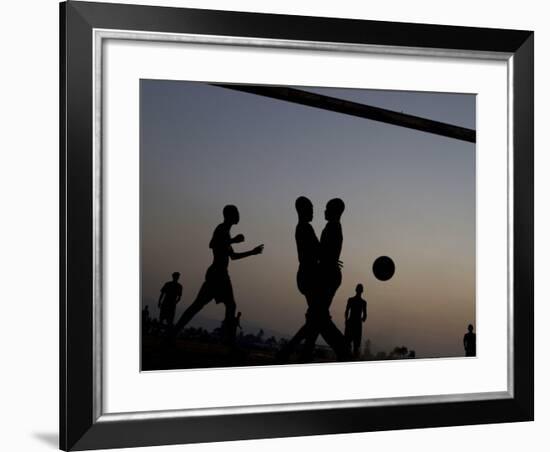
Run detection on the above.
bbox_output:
[60,1,534,450]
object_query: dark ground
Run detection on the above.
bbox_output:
[141,334,338,371]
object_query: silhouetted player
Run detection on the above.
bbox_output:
[345,284,367,357]
[235,311,242,331]
[173,205,263,344]
[294,196,319,305]
[463,324,476,357]
[275,197,319,361]
[277,196,319,362]
[158,272,182,327]
[317,198,345,308]
[279,198,348,362]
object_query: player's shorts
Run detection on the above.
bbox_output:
[204,266,235,306]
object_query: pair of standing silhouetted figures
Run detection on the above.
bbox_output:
[278,196,349,362]
[169,205,264,345]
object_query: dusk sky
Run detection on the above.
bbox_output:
[140,80,476,358]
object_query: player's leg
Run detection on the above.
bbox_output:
[300,280,335,361]
[167,305,176,328]
[276,322,311,363]
[300,328,320,362]
[222,302,237,345]
[298,306,324,362]
[279,276,320,363]
[299,279,328,362]
[216,276,238,345]
[319,317,349,361]
[344,320,352,352]
[277,281,320,361]
[357,324,363,357]
[172,281,213,335]
[353,327,361,357]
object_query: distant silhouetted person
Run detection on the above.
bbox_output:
[278,198,348,362]
[236,311,242,331]
[172,205,263,345]
[464,324,476,357]
[345,284,367,357]
[142,305,151,334]
[158,272,182,327]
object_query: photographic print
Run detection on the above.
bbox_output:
[140,80,476,371]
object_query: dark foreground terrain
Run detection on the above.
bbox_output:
[141,324,421,371]
[141,334,339,371]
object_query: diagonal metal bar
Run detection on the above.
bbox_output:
[211,84,476,143]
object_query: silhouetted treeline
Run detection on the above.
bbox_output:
[144,310,417,361]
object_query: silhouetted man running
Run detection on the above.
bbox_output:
[158,272,182,328]
[345,284,367,357]
[463,324,476,357]
[172,205,263,344]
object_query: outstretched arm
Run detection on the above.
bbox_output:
[229,244,264,260]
